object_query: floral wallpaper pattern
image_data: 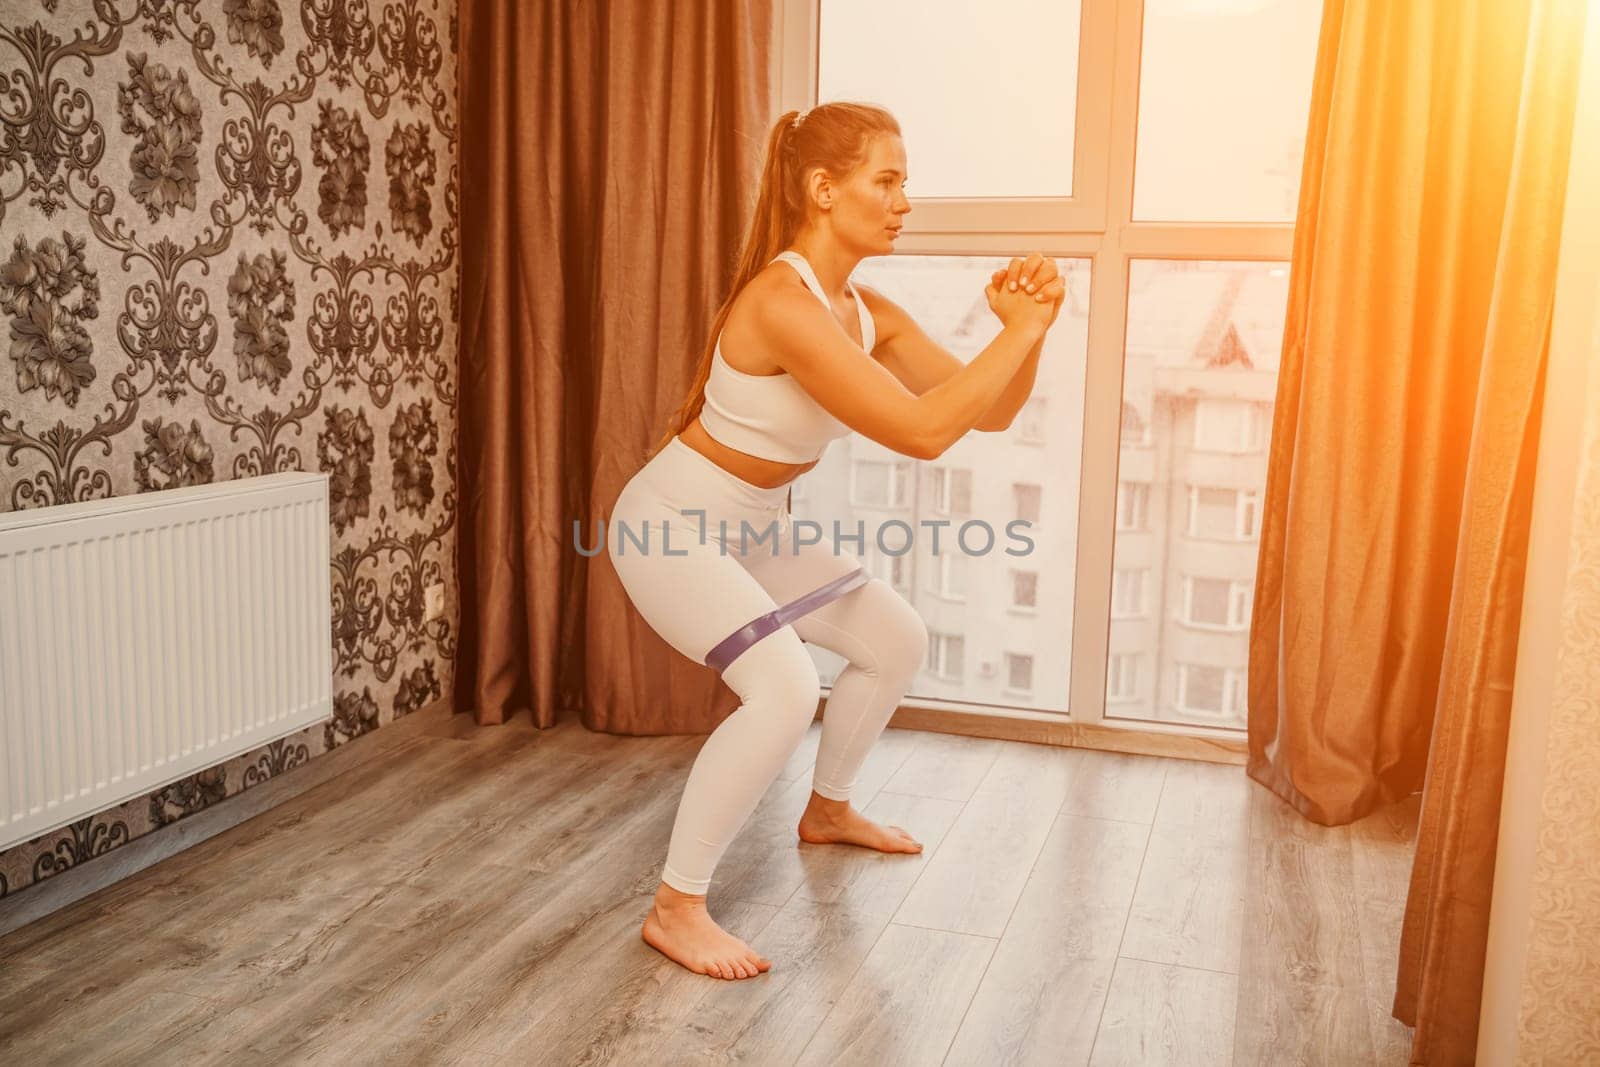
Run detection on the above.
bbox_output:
[0,0,458,900]
[1516,319,1600,1059]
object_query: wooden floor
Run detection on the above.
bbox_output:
[0,716,1419,1065]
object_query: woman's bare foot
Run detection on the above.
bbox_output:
[640,882,772,979]
[796,792,923,853]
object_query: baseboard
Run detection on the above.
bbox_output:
[0,697,458,938]
[884,704,1248,764]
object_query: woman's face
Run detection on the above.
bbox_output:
[817,133,912,255]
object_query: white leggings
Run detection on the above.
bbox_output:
[607,436,928,895]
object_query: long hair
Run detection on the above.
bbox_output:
[647,102,902,459]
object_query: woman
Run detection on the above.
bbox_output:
[607,102,1067,980]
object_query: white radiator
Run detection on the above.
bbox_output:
[0,473,332,852]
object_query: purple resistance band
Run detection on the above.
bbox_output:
[703,565,871,673]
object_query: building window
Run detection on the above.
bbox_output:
[1184,576,1230,627]
[1004,653,1034,695]
[1175,663,1246,721]
[1010,569,1038,611]
[928,632,965,682]
[1107,653,1140,703]
[1187,486,1260,541]
[927,550,967,601]
[1112,568,1146,618]
[1018,396,1047,444]
[1116,482,1150,531]
[1182,577,1252,629]
[1013,482,1042,525]
[1121,402,1152,448]
[850,459,911,508]
[930,465,973,515]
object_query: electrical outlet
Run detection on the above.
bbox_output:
[424,582,446,621]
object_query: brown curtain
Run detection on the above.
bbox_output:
[1248,0,1588,1062]
[455,0,776,729]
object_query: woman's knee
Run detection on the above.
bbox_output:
[863,580,930,677]
[722,633,822,733]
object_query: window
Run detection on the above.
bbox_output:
[1011,569,1038,611]
[802,0,1317,734]
[1121,402,1152,448]
[1116,482,1150,532]
[928,632,965,683]
[819,0,1082,200]
[849,256,1086,712]
[1188,487,1234,539]
[1187,486,1260,541]
[1013,483,1042,526]
[1018,397,1047,445]
[1004,653,1034,695]
[927,550,967,601]
[929,466,973,515]
[849,459,911,509]
[1107,653,1140,703]
[1175,663,1246,724]
[1183,576,1232,628]
[1112,568,1146,619]
[1134,0,1322,223]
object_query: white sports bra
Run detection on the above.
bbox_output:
[697,250,876,464]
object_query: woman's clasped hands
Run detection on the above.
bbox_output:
[984,253,1066,331]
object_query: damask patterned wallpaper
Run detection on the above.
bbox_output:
[0,0,459,899]
[1515,314,1600,1059]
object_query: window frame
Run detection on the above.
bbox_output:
[785,0,1296,744]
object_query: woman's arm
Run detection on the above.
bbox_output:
[756,274,1052,460]
[856,262,1064,431]
[981,332,1045,430]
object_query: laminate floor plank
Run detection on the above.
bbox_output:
[1059,749,1169,824]
[1091,957,1237,1067]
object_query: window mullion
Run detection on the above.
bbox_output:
[1069,0,1143,728]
